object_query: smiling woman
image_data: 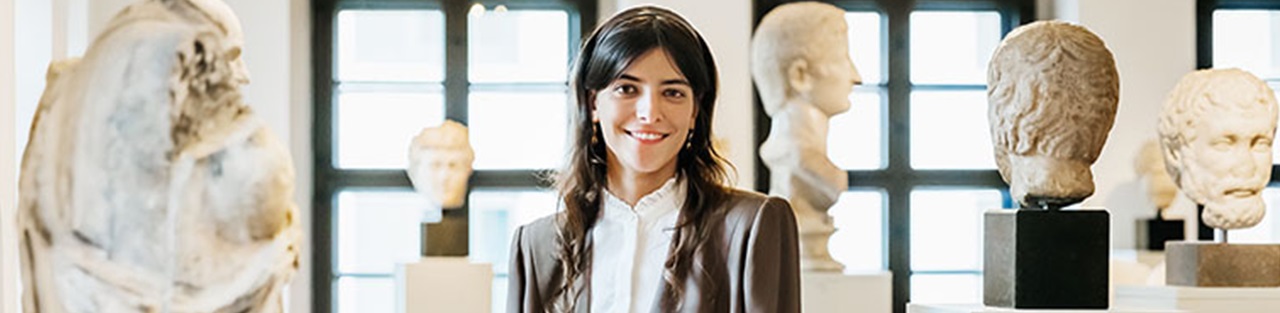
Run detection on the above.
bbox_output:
[506,5,801,313]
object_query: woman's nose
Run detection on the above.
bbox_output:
[636,90,656,123]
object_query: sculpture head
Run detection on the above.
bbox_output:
[408,120,475,209]
[1158,68,1277,229]
[751,2,861,117]
[1136,139,1178,211]
[988,21,1119,209]
[178,0,250,84]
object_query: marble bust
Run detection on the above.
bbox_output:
[753,1,861,272]
[408,120,475,209]
[18,0,300,312]
[1136,139,1178,213]
[1158,68,1278,230]
[987,20,1119,209]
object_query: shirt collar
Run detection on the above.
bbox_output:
[601,176,686,219]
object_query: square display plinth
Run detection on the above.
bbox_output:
[984,209,1109,309]
[1165,241,1280,287]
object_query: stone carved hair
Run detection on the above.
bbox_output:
[750,2,847,115]
[1157,68,1278,200]
[988,20,1119,208]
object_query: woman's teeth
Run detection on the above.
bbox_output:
[628,131,665,141]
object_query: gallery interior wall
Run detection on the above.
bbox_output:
[1,0,16,312]
[0,0,1244,312]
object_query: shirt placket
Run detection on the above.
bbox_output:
[621,209,638,312]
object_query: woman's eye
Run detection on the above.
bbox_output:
[663,89,688,100]
[613,84,638,96]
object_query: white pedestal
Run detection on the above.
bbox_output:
[803,271,891,313]
[396,257,493,313]
[907,303,1182,313]
[1114,285,1280,313]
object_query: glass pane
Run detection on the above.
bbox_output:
[469,10,570,83]
[829,190,885,272]
[911,189,1002,271]
[910,11,1001,85]
[336,276,395,313]
[337,10,444,82]
[469,91,569,169]
[1213,10,1280,80]
[830,89,884,170]
[847,12,883,85]
[911,273,982,304]
[336,190,433,274]
[910,90,996,169]
[468,190,559,277]
[335,90,445,169]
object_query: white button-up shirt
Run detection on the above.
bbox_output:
[590,178,684,313]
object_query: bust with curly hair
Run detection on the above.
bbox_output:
[1158,68,1278,230]
[988,20,1119,209]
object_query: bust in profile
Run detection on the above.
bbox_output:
[408,120,475,209]
[988,20,1119,209]
[1157,68,1278,230]
[753,1,861,271]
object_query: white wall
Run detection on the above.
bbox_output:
[1,0,16,311]
[1054,0,1198,249]
[602,0,756,189]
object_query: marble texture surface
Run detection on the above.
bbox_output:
[17,0,300,312]
[987,21,1119,209]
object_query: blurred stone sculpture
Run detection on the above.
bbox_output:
[1158,68,1278,230]
[753,2,861,272]
[988,20,1119,209]
[407,120,475,209]
[18,0,300,312]
[1136,140,1179,213]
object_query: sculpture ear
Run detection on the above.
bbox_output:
[787,59,812,95]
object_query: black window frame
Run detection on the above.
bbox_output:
[751,1,1033,313]
[310,0,595,312]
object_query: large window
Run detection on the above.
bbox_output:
[753,1,1032,313]
[1200,0,1280,243]
[312,1,593,312]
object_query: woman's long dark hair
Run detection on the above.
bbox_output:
[551,5,733,311]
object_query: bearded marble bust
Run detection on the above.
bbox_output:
[1158,68,1278,230]
[987,20,1120,209]
[407,120,475,209]
[18,0,300,312]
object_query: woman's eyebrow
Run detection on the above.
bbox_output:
[661,79,691,86]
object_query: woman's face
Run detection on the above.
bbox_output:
[593,48,697,179]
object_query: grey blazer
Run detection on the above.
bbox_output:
[506,189,801,313]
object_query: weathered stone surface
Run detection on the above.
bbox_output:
[988,21,1119,209]
[1167,241,1280,287]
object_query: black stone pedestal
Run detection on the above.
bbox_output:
[984,209,1109,309]
[1136,218,1184,250]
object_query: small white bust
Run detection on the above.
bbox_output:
[753,1,861,272]
[1158,68,1278,230]
[1135,139,1178,212]
[408,120,475,209]
[988,21,1119,209]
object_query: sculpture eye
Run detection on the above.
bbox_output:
[1253,137,1273,150]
